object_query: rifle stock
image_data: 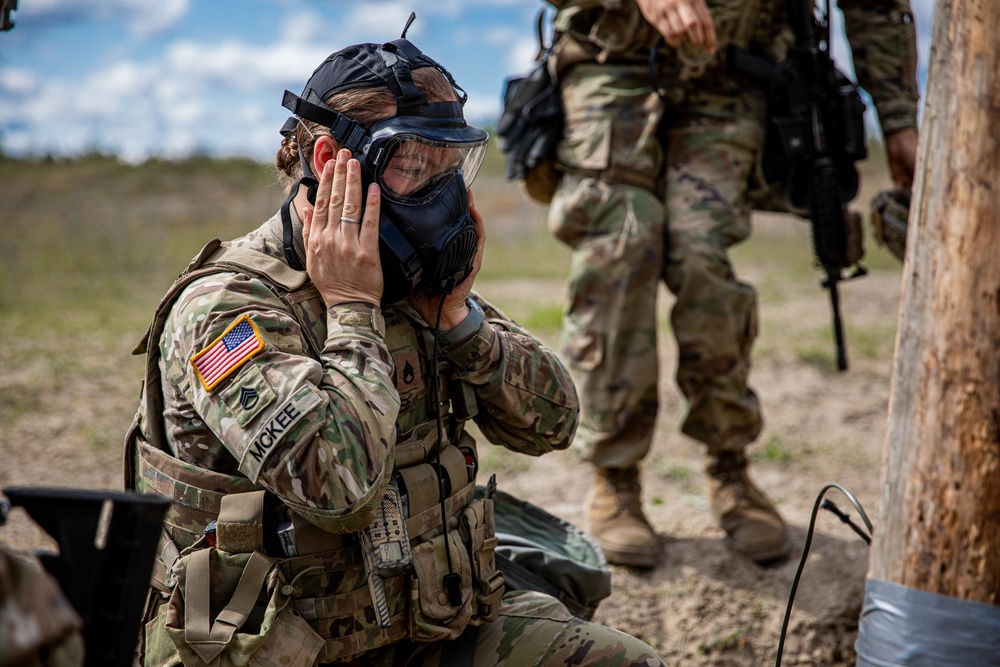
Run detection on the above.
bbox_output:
[3,487,170,667]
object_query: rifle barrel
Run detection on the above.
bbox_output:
[827,275,849,371]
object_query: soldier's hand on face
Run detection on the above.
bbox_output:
[885,127,918,190]
[303,148,384,307]
[637,0,717,52]
[407,190,486,331]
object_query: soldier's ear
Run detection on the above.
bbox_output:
[312,136,343,176]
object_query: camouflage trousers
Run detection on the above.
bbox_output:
[548,62,768,466]
[354,591,664,667]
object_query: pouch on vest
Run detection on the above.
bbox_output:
[498,11,564,204]
[484,487,611,621]
[408,495,503,642]
[143,492,323,667]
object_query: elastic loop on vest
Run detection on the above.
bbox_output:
[151,529,181,593]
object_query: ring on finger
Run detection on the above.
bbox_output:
[340,216,361,224]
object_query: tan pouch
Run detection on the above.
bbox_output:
[143,492,323,666]
[144,549,323,667]
[408,530,474,642]
[523,158,563,204]
[460,497,505,624]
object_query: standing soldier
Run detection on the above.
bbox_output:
[543,0,919,567]
[125,33,665,666]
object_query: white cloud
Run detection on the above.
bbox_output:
[345,2,422,41]
[2,23,330,160]
[507,35,541,74]
[165,39,325,91]
[0,68,37,95]
[464,95,502,126]
[19,0,189,37]
[278,9,331,45]
[1,0,939,162]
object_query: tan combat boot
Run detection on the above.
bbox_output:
[586,466,660,568]
[706,452,791,565]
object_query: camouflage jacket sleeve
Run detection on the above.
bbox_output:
[161,272,400,534]
[839,0,920,135]
[437,293,579,456]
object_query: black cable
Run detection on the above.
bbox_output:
[821,499,871,545]
[774,482,873,667]
[431,283,463,607]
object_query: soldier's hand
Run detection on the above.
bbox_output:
[303,148,383,307]
[885,127,918,190]
[637,0,717,52]
[408,190,486,331]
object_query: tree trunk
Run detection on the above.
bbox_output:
[867,0,1000,602]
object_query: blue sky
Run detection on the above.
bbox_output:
[0,0,934,163]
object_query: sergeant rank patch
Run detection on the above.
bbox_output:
[191,314,265,392]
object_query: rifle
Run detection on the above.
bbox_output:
[1,487,170,667]
[729,0,868,371]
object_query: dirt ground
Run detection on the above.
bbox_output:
[0,159,903,666]
[476,256,898,667]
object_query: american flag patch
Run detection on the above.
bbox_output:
[191,315,265,392]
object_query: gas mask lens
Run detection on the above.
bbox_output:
[376,135,487,204]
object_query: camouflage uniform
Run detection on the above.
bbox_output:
[126,207,664,666]
[546,0,920,465]
[0,546,84,667]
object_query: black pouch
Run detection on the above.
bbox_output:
[497,12,564,204]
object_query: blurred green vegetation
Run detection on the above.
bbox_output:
[0,145,900,402]
[0,154,285,409]
[1,154,281,330]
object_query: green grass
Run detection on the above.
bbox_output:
[647,460,697,493]
[477,437,534,478]
[478,227,571,282]
[0,154,281,320]
[781,318,897,372]
[845,320,899,360]
[519,304,565,335]
[750,434,795,465]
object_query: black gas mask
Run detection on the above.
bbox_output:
[279,38,488,304]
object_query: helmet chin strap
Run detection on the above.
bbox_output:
[280,176,317,271]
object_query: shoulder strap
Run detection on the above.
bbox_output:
[207,245,310,292]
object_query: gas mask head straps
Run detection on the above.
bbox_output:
[277,23,470,272]
[279,28,468,160]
